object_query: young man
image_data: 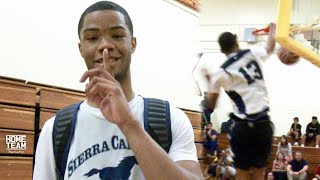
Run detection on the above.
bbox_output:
[203,122,218,155]
[33,1,203,179]
[301,116,320,148]
[203,23,276,180]
[287,151,308,180]
[287,117,302,146]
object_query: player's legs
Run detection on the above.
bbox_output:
[230,114,273,180]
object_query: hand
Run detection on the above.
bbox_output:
[201,68,211,81]
[80,49,134,126]
[292,172,299,175]
[268,22,276,36]
[309,133,314,137]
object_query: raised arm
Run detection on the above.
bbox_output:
[265,23,276,54]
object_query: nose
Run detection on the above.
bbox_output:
[98,37,115,53]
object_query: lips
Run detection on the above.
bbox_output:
[94,57,119,63]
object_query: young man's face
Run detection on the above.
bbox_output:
[78,10,136,81]
[312,118,318,124]
[294,119,298,124]
[295,152,302,161]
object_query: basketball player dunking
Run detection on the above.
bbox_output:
[203,23,276,179]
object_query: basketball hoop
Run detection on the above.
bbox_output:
[252,26,270,36]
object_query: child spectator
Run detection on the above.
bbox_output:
[216,149,236,179]
[268,172,275,180]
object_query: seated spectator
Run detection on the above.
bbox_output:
[272,152,288,180]
[277,135,293,162]
[312,165,320,180]
[203,122,218,155]
[205,149,222,180]
[287,151,308,180]
[216,148,236,179]
[287,117,302,146]
[301,116,320,148]
[268,172,275,180]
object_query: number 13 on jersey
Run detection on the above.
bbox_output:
[238,60,263,84]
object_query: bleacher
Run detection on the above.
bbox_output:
[182,110,320,179]
[1,75,319,179]
[197,133,320,179]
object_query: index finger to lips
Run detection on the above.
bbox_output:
[103,49,114,77]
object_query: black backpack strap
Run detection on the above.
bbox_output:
[52,102,82,180]
[143,98,172,153]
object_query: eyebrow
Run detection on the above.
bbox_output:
[82,26,126,34]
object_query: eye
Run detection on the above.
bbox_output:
[86,36,98,41]
[113,34,124,39]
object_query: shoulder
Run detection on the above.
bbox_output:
[169,105,191,128]
[249,46,268,58]
[41,116,55,136]
[210,68,226,79]
[303,159,308,164]
[291,159,297,163]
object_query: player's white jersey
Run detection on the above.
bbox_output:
[210,47,270,121]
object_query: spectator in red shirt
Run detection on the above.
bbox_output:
[312,165,320,180]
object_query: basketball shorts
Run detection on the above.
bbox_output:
[229,114,274,170]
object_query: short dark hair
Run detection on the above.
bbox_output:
[294,117,299,121]
[78,1,133,39]
[218,32,237,54]
[206,122,212,125]
[312,116,318,120]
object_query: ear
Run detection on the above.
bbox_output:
[131,37,137,53]
[78,42,84,57]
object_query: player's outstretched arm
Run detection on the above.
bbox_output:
[265,23,276,54]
